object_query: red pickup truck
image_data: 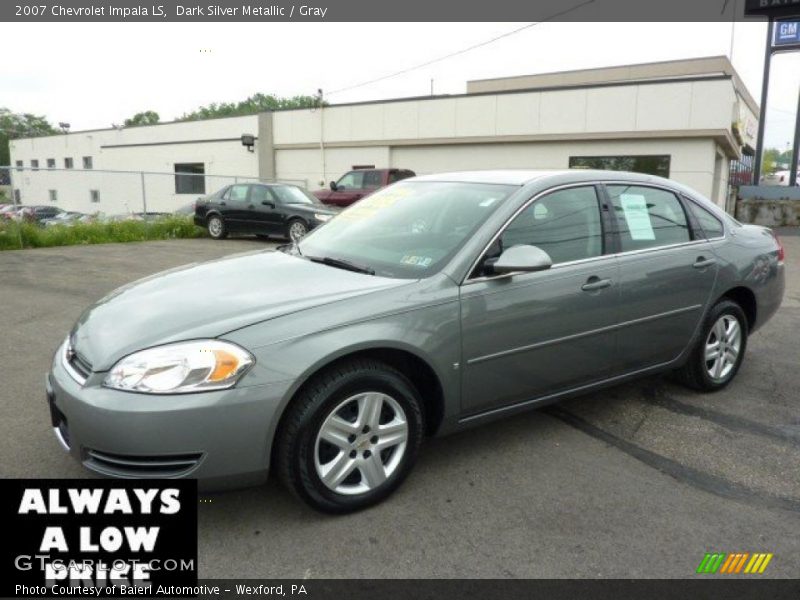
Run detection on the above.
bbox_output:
[313,168,415,207]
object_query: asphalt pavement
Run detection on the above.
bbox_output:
[1,232,798,578]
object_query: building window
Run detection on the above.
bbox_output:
[14,189,21,203]
[31,159,39,171]
[47,158,56,169]
[15,160,23,171]
[49,190,58,202]
[64,157,74,169]
[90,190,100,203]
[174,163,205,194]
[83,156,93,169]
[569,155,671,178]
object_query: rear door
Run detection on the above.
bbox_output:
[604,183,717,372]
[459,184,620,416]
[220,184,251,231]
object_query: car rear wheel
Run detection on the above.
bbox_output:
[275,359,424,513]
[207,215,227,240]
[674,299,748,392]
[287,219,308,242]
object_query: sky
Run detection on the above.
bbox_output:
[2,21,799,150]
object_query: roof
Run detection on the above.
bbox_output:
[411,169,672,186]
[467,55,759,117]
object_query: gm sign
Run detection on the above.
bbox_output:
[774,21,800,48]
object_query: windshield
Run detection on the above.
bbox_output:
[271,185,319,205]
[296,181,517,279]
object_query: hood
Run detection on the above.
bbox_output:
[287,202,338,214]
[312,189,332,201]
[71,250,409,371]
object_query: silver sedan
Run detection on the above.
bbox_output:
[47,170,785,513]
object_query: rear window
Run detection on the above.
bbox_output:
[607,185,690,252]
[686,200,725,239]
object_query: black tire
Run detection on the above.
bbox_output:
[286,218,308,242]
[674,299,748,392]
[207,215,227,240]
[275,359,424,514]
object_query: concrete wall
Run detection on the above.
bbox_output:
[736,186,800,227]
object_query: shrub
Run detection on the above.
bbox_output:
[0,216,206,251]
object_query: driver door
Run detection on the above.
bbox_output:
[459,185,620,416]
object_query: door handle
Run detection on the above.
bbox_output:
[219,201,227,206]
[247,204,255,209]
[581,277,612,292]
[693,257,717,269]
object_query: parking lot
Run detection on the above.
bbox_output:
[1,232,798,578]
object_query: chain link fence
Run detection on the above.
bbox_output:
[0,165,305,216]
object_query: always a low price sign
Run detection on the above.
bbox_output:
[1,479,197,598]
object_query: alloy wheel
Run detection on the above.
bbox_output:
[314,392,408,495]
[289,221,307,241]
[208,217,222,237]
[705,315,742,381]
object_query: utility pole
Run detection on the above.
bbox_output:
[790,85,800,186]
[753,19,774,185]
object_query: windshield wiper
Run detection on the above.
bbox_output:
[306,255,375,275]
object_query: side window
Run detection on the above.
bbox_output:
[228,185,249,202]
[607,185,690,252]
[363,170,382,189]
[499,186,603,265]
[336,171,365,190]
[249,185,272,204]
[686,199,724,239]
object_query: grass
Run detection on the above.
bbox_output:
[0,216,206,251]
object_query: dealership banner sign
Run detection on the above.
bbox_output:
[1,479,197,598]
[2,0,792,22]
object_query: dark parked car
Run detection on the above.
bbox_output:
[48,170,783,513]
[17,205,63,224]
[195,183,337,241]
[41,211,86,227]
[313,168,415,207]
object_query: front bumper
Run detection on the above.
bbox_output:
[46,340,292,490]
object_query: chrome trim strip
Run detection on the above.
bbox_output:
[53,427,70,452]
[61,340,88,386]
[466,304,703,365]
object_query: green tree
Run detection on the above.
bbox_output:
[123,110,160,127]
[763,148,781,175]
[0,108,58,166]
[177,93,324,121]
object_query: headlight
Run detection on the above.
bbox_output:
[104,340,254,394]
[314,213,333,222]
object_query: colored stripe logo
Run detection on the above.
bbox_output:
[696,552,773,574]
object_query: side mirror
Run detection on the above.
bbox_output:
[492,245,552,274]
[329,181,338,191]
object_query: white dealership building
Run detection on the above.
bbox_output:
[9,56,758,214]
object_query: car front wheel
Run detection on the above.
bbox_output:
[675,299,748,392]
[207,215,227,240]
[275,359,424,513]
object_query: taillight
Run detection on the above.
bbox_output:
[773,232,785,263]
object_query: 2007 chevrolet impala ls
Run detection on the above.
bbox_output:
[47,170,785,513]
